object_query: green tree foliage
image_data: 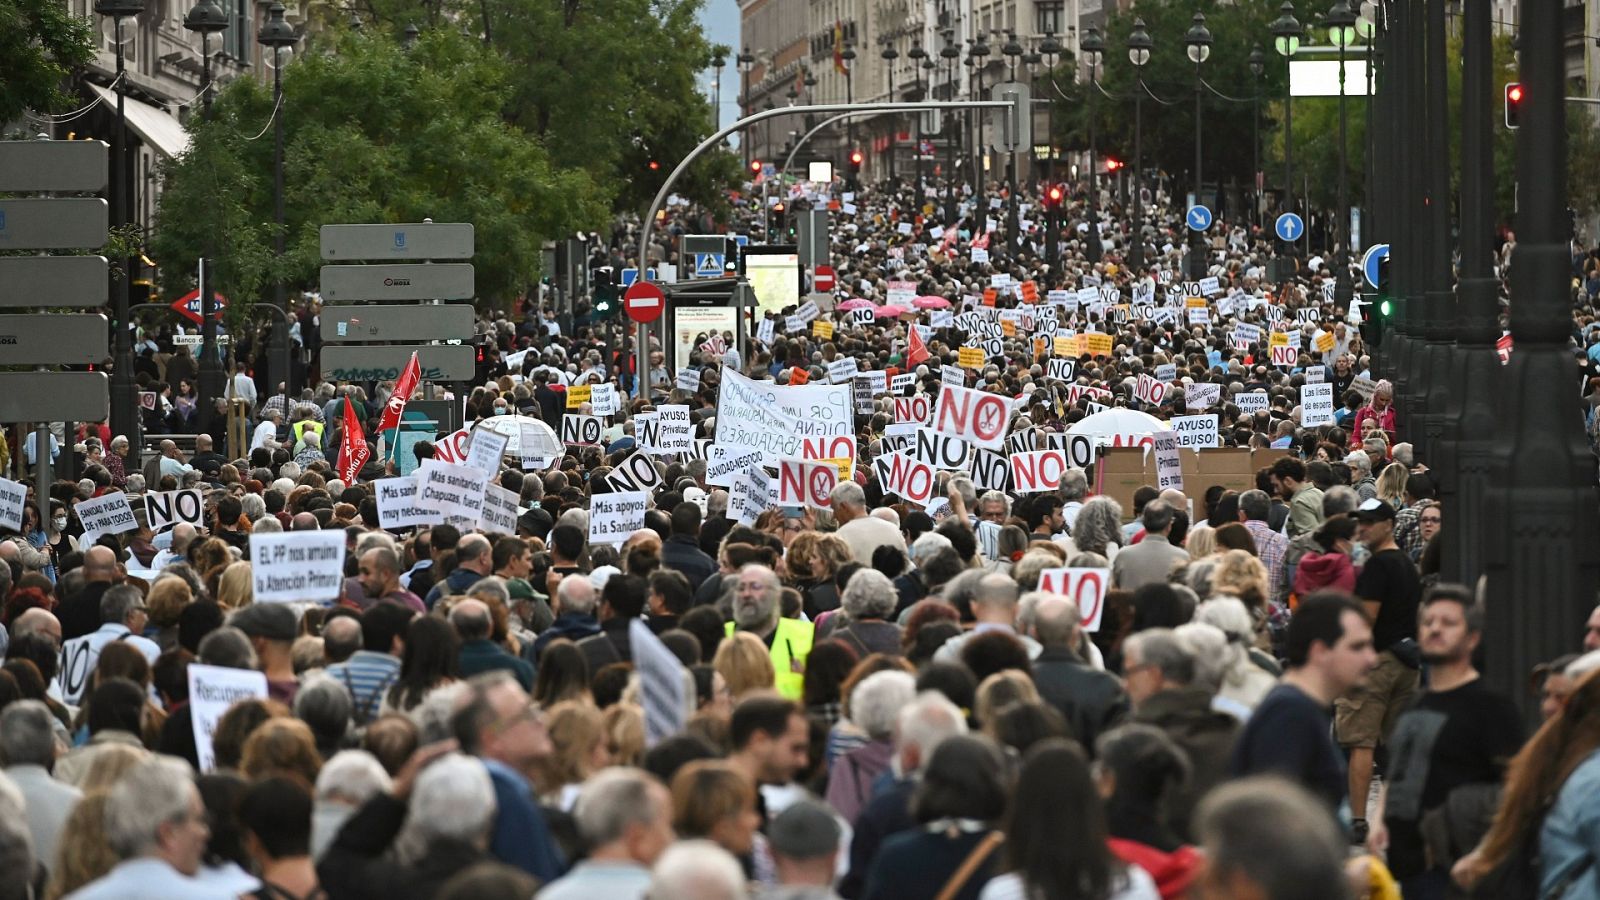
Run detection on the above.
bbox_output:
[0,0,95,125]
[1051,0,1286,190]
[151,26,608,313]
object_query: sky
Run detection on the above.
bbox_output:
[698,0,742,133]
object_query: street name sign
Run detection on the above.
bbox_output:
[319,223,474,260]
[0,314,108,364]
[0,140,107,192]
[319,263,475,301]
[0,198,108,249]
[320,304,475,343]
[0,256,107,307]
[322,345,476,382]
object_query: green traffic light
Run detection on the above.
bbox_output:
[1379,299,1393,317]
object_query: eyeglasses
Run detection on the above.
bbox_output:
[490,701,545,736]
[1421,516,1442,524]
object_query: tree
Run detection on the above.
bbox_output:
[150,26,608,314]
[0,0,95,125]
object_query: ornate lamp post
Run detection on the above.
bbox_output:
[184,0,229,434]
[1248,44,1266,231]
[941,28,961,224]
[841,40,856,161]
[1001,31,1023,254]
[1327,0,1358,310]
[711,49,725,132]
[881,37,899,182]
[258,0,298,412]
[737,47,755,170]
[1126,18,1152,272]
[1080,26,1102,264]
[1185,11,1213,279]
[1271,2,1303,267]
[909,38,928,193]
[1039,28,1062,185]
[96,0,145,450]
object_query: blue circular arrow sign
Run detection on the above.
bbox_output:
[1186,205,1213,232]
[1361,243,1390,290]
[1275,212,1305,243]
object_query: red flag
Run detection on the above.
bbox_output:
[906,326,930,368]
[377,351,421,434]
[339,396,370,483]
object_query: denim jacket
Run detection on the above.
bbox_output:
[1542,748,1600,898]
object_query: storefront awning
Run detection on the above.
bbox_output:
[87,83,190,158]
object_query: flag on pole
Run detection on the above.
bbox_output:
[906,325,930,369]
[377,351,421,461]
[338,397,370,483]
[833,20,849,75]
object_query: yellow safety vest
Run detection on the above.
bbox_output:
[725,618,814,701]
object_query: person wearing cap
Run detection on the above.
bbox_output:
[1335,497,1422,844]
[768,798,845,900]
[230,603,302,704]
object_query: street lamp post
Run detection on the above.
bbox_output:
[841,41,856,167]
[258,1,296,418]
[1127,18,1152,273]
[1248,44,1265,232]
[1271,2,1302,273]
[1080,27,1102,265]
[1327,1,1357,313]
[96,0,144,452]
[1185,12,1212,280]
[802,69,817,133]
[881,38,898,183]
[941,29,960,225]
[1039,29,1061,185]
[1002,31,1022,256]
[711,50,725,132]
[909,39,928,195]
[969,34,989,191]
[922,57,936,198]
[184,0,228,435]
[737,47,755,170]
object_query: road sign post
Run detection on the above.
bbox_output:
[624,282,667,324]
[1186,205,1213,232]
[1275,212,1305,244]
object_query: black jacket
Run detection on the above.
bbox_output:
[1030,645,1130,753]
[661,534,717,593]
[1134,686,1241,843]
[318,792,486,900]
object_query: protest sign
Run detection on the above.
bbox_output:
[1169,414,1220,449]
[589,383,619,416]
[1135,373,1169,407]
[933,384,1011,450]
[827,357,859,384]
[415,460,489,521]
[812,320,835,340]
[1154,364,1177,382]
[605,450,664,494]
[799,434,857,462]
[560,414,606,447]
[375,476,440,529]
[75,492,138,546]
[756,317,776,346]
[1047,358,1078,382]
[729,465,772,525]
[1234,392,1270,414]
[565,384,592,409]
[890,373,915,395]
[706,444,763,488]
[940,366,966,388]
[1009,449,1069,494]
[250,530,346,604]
[1153,431,1183,490]
[677,368,701,393]
[1184,383,1222,411]
[480,484,520,534]
[1305,365,1326,384]
[590,491,649,545]
[0,477,24,531]
[465,427,508,477]
[188,664,268,772]
[894,394,932,425]
[872,452,936,504]
[1085,333,1113,356]
[968,447,1009,492]
[1349,375,1379,401]
[145,489,205,532]
[1036,568,1111,631]
[776,458,837,509]
[631,620,688,747]
[657,405,694,453]
[1301,382,1336,427]
[911,428,971,470]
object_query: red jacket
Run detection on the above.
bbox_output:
[1109,837,1201,900]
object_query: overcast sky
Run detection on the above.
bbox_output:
[698,0,741,132]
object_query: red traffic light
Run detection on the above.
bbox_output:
[750,159,763,174]
[1104,157,1124,172]
[849,149,864,165]
[648,160,660,171]
[1504,82,1523,129]
[1047,184,1064,203]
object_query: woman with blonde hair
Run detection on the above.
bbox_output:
[713,631,776,699]
[787,532,854,617]
[603,702,645,766]
[76,742,149,794]
[1376,461,1410,508]
[47,792,118,900]
[187,537,231,579]
[144,576,193,652]
[1210,549,1271,614]
[240,716,322,788]
[670,759,762,858]
[216,560,254,610]
[534,701,609,810]
[1184,524,1218,559]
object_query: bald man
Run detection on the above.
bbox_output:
[11,608,62,646]
[451,598,533,689]
[290,512,320,531]
[59,546,120,641]
[425,533,494,611]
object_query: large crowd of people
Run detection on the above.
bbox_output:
[2,174,1600,900]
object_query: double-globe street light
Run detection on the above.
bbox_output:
[96,0,143,451]
[1326,0,1358,309]
[1271,2,1303,273]
[183,0,229,434]
[258,0,298,414]
[1184,12,1212,279]
[1126,18,1152,272]
[880,37,898,182]
[1080,26,1103,264]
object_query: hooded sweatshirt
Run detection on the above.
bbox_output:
[1294,550,1357,597]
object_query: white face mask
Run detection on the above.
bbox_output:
[52,516,67,530]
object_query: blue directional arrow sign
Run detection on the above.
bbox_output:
[1361,243,1390,290]
[1186,205,1213,232]
[1275,212,1305,243]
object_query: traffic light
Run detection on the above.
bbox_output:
[1044,183,1065,209]
[1504,82,1523,129]
[849,149,863,173]
[648,160,660,171]
[1104,157,1124,173]
[1360,256,1392,348]
[749,159,763,177]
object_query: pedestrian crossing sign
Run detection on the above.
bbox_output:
[694,253,725,278]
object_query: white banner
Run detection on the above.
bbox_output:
[0,477,23,532]
[250,530,346,604]
[932,384,1011,451]
[657,405,694,453]
[631,620,688,747]
[145,489,206,532]
[415,460,489,522]
[375,477,441,529]
[479,483,521,534]
[1301,382,1336,427]
[1169,414,1220,449]
[716,370,852,464]
[590,491,649,546]
[729,465,772,525]
[188,663,268,772]
[465,427,509,477]
[706,444,764,488]
[1184,383,1222,411]
[1153,431,1183,491]
[75,492,139,546]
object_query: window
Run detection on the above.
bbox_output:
[1035,1,1062,36]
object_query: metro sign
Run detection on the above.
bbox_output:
[170,289,228,325]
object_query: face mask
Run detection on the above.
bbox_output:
[494,406,507,415]
[52,516,67,530]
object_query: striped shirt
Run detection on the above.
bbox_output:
[323,651,401,724]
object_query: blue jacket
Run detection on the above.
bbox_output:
[484,758,567,884]
[458,639,535,691]
[1543,748,1600,899]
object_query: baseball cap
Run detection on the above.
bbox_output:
[229,603,298,642]
[767,799,842,860]
[1352,498,1398,523]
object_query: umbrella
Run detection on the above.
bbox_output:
[913,295,952,310]
[474,414,563,460]
[875,305,911,319]
[838,298,874,311]
[1067,408,1168,448]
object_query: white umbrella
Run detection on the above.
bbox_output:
[473,414,563,459]
[1067,408,1168,448]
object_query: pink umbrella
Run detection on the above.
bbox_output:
[875,305,911,319]
[913,295,951,310]
[838,298,874,311]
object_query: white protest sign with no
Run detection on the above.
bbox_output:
[933,384,1011,451]
[145,489,205,532]
[250,530,346,604]
[1036,568,1111,632]
[188,663,268,772]
[606,450,664,494]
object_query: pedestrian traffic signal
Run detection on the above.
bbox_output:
[1044,183,1065,209]
[1360,256,1392,348]
[849,149,863,173]
[1504,82,1523,129]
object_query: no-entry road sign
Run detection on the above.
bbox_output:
[624,282,666,324]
